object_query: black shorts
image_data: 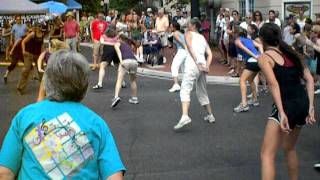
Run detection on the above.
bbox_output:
[245,62,260,72]
[101,45,120,65]
[268,97,309,129]
[228,44,237,58]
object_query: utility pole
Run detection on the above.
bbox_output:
[191,0,200,18]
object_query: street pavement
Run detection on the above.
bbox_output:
[0,65,320,180]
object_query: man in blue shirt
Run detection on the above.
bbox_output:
[0,50,125,180]
[10,16,28,44]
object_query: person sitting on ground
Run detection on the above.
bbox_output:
[0,50,126,180]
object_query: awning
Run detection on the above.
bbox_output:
[66,0,82,10]
[39,1,68,15]
[0,0,48,14]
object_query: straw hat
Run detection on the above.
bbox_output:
[312,25,320,34]
[50,39,69,52]
[66,12,74,17]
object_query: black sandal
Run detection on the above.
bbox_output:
[3,76,7,84]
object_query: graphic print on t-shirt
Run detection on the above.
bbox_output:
[24,113,94,180]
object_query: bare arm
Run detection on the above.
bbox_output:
[9,38,21,55]
[205,43,213,68]
[21,32,34,54]
[235,38,259,59]
[0,166,15,180]
[2,29,11,37]
[253,40,264,54]
[258,54,289,132]
[90,21,94,41]
[37,51,47,73]
[305,38,320,52]
[106,171,123,180]
[303,67,315,124]
[114,42,123,64]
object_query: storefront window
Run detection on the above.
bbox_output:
[239,0,255,17]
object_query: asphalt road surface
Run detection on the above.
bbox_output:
[0,66,320,180]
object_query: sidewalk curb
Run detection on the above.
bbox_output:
[137,67,239,85]
[0,43,239,85]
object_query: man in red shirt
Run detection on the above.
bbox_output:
[90,12,108,70]
[64,12,80,51]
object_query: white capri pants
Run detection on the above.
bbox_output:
[180,59,210,106]
[171,48,187,77]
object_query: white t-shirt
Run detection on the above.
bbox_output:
[240,22,249,31]
[297,18,306,31]
[266,18,281,28]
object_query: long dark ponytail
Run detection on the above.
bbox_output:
[259,23,304,77]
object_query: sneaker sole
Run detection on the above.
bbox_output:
[129,101,139,104]
[174,119,191,131]
[111,99,121,108]
[207,119,216,123]
[169,89,180,93]
[233,108,249,113]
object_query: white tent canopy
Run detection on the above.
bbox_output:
[0,0,48,14]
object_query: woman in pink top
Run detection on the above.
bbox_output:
[92,26,120,89]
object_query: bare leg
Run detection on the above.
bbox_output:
[261,120,282,180]
[97,62,107,87]
[282,128,301,180]
[182,101,190,116]
[114,67,126,98]
[130,74,137,97]
[203,104,212,115]
[248,72,258,101]
[173,77,179,85]
[239,69,253,106]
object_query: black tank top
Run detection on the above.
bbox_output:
[25,33,44,56]
[265,48,306,102]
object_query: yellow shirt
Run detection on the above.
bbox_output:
[155,15,169,32]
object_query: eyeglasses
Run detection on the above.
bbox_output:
[232,14,237,16]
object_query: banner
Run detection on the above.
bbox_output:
[284,1,311,18]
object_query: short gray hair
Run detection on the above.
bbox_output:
[190,17,201,30]
[44,50,90,102]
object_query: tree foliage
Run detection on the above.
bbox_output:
[109,0,138,12]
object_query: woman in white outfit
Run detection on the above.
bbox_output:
[174,18,215,130]
[169,22,187,92]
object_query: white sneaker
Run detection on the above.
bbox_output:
[247,92,259,98]
[204,114,216,123]
[163,57,167,64]
[174,116,191,130]
[169,84,181,92]
[128,97,139,104]
[315,89,320,95]
[228,69,234,74]
[247,99,260,106]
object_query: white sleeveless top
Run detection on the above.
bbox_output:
[187,31,207,66]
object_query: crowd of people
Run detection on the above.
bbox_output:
[0,4,320,180]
